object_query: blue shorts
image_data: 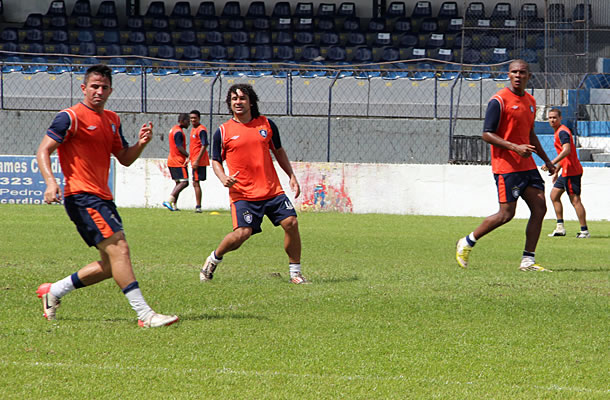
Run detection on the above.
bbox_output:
[169,166,188,181]
[230,194,297,235]
[494,169,545,203]
[192,166,207,182]
[554,175,582,195]
[64,193,124,247]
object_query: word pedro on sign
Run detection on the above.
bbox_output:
[0,156,115,204]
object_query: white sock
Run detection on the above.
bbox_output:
[50,275,75,298]
[289,263,301,277]
[124,287,153,320]
[167,195,176,204]
[210,251,223,263]
[468,233,477,243]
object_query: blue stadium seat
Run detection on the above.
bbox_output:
[573,3,592,22]
[317,3,336,18]
[73,15,93,29]
[439,2,459,19]
[337,2,357,18]
[23,56,49,74]
[548,3,565,22]
[49,16,68,29]
[246,1,266,18]
[108,57,127,74]
[271,17,292,31]
[251,30,271,45]
[196,1,216,18]
[47,56,72,74]
[465,2,485,26]
[96,1,117,17]
[386,2,406,19]
[251,44,273,61]
[316,17,335,31]
[272,2,291,18]
[273,44,294,61]
[294,17,314,31]
[24,13,44,28]
[295,31,314,46]
[319,31,340,46]
[1,27,18,43]
[346,32,366,47]
[72,0,91,16]
[171,2,191,17]
[47,1,66,17]
[340,16,360,32]
[295,2,314,18]
[412,1,432,18]
[145,1,165,17]
[250,16,270,30]
[367,17,386,32]
[396,33,419,48]
[221,1,241,17]
[393,17,412,33]
[2,56,23,73]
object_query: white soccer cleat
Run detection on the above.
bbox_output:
[455,237,472,268]
[519,259,552,272]
[576,230,590,239]
[138,312,179,328]
[548,228,566,237]
[290,272,311,285]
[36,283,61,321]
[200,254,218,282]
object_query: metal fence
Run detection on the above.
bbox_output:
[0,61,607,165]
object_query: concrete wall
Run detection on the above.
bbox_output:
[117,159,610,222]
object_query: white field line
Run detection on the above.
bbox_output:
[2,360,609,395]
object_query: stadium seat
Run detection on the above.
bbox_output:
[548,3,565,22]
[145,1,165,18]
[317,3,336,18]
[271,17,292,31]
[72,0,91,17]
[151,16,170,31]
[491,2,512,24]
[295,31,314,46]
[386,2,406,19]
[47,56,72,74]
[73,15,93,29]
[246,1,266,18]
[340,16,361,32]
[273,44,294,61]
[251,30,271,45]
[465,2,485,26]
[251,44,272,61]
[171,2,191,17]
[1,27,18,43]
[96,1,117,17]
[346,31,366,47]
[419,18,439,33]
[316,17,335,32]
[24,13,44,28]
[294,17,314,31]
[319,31,340,46]
[326,45,347,63]
[412,1,432,19]
[573,3,592,22]
[221,1,241,17]
[49,16,68,30]
[272,2,291,18]
[108,57,127,74]
[172,17,194,31]
[337,2,357,18]
[47,0,67,17]
[22,56,49,74]
[396,33,419,48]
[225,17,246,31]
[196,1,216,18]
[393,17,412,34]
[445,17,463,33]
[2,56,23,73]
[197,16,220,31]
[249,16,270,30]
[430,47,455,63]
[271,30,291,45]
[294,2,314,18]
[462,48,481,64]
[518,3,538,22]
[438,2,459,19]
[425,33,445,48]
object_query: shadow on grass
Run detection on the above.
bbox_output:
[309,275,360,284]
[182,312,271,322]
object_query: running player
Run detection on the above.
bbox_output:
[455,59,556,272]
[35,64,178,327]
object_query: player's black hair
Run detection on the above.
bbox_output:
[549,108,562,117]
[509,59,530,73]
[178,113,189,122]
[84,64,112,86]
[225,84,260,119]
[189,110,201,118]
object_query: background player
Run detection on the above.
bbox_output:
[35,64,178,328]
[542,108,590,238]
[162,113,190,211]
[188,109,209,213]
[200,84,309,284]
[455,60,556,272]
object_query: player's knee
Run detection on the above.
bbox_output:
[281,216,299,232]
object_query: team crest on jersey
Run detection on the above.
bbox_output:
[111,123,116,134]
[512,186,520,199]
[243,211,253,224]
[530,106,534,113]
[259,129,268,138]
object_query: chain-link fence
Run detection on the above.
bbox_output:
[1,1,609,165]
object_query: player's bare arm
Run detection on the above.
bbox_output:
[115,122,153,166]
[212,159,239,188]
[273,147,301,198]
[482,131,536,157]
[36,136,62,203]
[529,129,556,174]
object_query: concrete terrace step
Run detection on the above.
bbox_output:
[592,152,610,162]
[577,147,605,161]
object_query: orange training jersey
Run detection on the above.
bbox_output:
[554,124,583,176]
[488,87,537,174]
[217,116,284,202]
[46,102,127,200]
[167,124,187,167]
[189,124,209,166]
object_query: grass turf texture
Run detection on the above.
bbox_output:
[0,204,608,399]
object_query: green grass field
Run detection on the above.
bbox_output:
[0,204,608,399]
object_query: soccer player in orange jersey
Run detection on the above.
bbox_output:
[163,113,190,211]
[542,108,589,238]
[200,84,309,284]
[455,60,557,272]
[35,64,178,328]
[188,109,209,213]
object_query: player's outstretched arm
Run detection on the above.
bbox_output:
[530,129,556,175]
[115,122,153,166]
[36,136,62,203]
